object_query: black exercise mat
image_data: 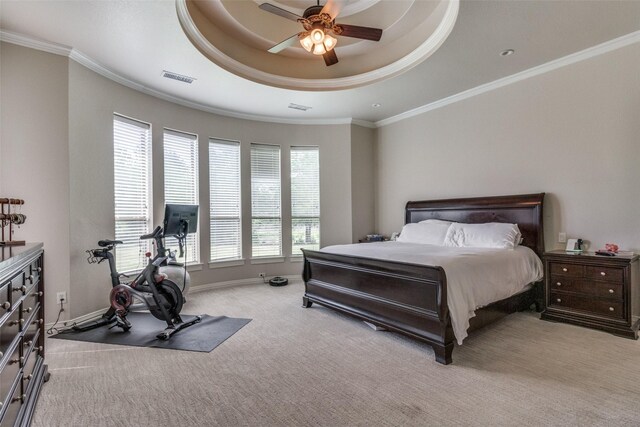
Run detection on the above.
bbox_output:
[52,313,251,352]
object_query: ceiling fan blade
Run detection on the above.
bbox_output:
[323,49,339,66]
[336,24,382,41]
[259,3,302,22]
[321,0,348,20]
[268,33,301,54]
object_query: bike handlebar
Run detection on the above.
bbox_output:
[86,247,111,264]
[140,226,163,240]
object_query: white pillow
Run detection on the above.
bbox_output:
[444,222,522,249]
[397,222,451,245]
[419,219,453,226]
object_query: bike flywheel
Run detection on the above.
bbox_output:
[149,280,184,321]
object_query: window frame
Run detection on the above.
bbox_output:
[113,113,153,273]
[250,143,282,259]
[209,137,242,263]
[290,145,320,256]
[163,127,200,264]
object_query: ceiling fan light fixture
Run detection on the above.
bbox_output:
[312,43,327,55]
[299,33,313,52]
[310,28,325,43]
[323,34,337,51]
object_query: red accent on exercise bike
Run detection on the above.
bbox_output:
[154,272,168,283]
[110,285,132,312]
[145,252,152,258]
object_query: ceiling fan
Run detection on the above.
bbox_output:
[258,0,383,66]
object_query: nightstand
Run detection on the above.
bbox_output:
[541,250,639,339]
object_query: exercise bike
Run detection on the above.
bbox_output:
[75,204,202,340]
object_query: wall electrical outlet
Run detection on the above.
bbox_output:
[558,232,567,243]
[258,273,266,279]
[56,291,67,303]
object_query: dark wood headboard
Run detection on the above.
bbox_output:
[405,193,545,257]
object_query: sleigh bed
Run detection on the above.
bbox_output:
[301,193,545,365]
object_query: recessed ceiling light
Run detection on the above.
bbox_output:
[500,49,515,57]
[372,103,381,108]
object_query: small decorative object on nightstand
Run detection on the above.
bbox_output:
[358,234,387,243]
[541,250,639,339]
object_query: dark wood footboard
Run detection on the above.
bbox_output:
[302,250,455,364]
[302,250,542,364]
[300,193,545,365]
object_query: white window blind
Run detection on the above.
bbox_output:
[251,144,281,257]
[209,139,241,261]
[164,129,199,263]
[113,114,152,273]
[291,146,320,255]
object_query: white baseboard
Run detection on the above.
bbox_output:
[188,274,300,294]
[46,275,302,330]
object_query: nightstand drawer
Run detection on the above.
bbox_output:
[550,291,624,319]
[549,276,623,299]
[585,265,623,283]
[549,262,584,277]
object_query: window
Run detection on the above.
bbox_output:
[113,114,152,272]
[251,144,281,258]
[209,139,241,261]
[291,146,320,255]
[164,129,199,263]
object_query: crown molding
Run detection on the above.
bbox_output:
[351,119,376,129]
[375,30,640,128]
[3,28,639,130]
[0,29,72,56]
[0,29,358,127]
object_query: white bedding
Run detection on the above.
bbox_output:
[321,242,543,344]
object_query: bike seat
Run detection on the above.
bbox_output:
[98,239,123,247]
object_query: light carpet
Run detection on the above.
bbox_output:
[35,280,640,426]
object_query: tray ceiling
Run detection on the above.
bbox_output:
[1,1,639,124]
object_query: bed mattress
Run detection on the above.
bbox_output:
[321,242,543,344]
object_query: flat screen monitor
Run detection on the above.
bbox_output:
[163,204,198,236]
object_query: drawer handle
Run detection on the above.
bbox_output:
[9,356,24,365]
[37,267,42,272]
[600,271,606,276]
[0,351,3,358]
[12,285,26,293]
[32,318,44,326]
[31,291,43,297]
[8,320,20,327]
[22,306,33,314]
[2,301,10,310]
[556,298,562,303]
[609,289,614,294]
[24,374,33,381]
[609,307,614,312]
[562,268,568,272]
[35,345,43,353]
[11,394,26,403]
[28,274,34,283]
[24,340,33,347]
[556,282,562,286]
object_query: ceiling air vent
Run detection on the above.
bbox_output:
[162,70,196,84]
[288,103,312,111]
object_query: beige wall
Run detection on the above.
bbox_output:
[67,61,354,318]
[376,43,640,252]
[0,43,365,321]
[350,124,376,242]
[0,43,72,316]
